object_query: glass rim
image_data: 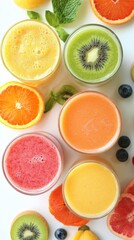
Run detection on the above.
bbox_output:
[63,23,123,85]
[2,131,63,195]
[1,19,61,83]
[58,90,122,154]
[62,158,121,219]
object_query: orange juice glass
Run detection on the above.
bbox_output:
[63,158,120,219]
[1,20,61,87]
[59,91,121,154]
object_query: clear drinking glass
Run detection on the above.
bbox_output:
[1,20,61,87]
[64,24,123,86]
[59,91,121,154]
[2,132,63,195]
[63,158,120,219]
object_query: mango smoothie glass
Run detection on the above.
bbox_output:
[2,132,63,195]
[64,24,123,86]
[1,20,61,87]
[59,91,121,154]
[63,158,120,219]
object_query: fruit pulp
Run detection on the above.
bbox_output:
[1,20,61,87]
[107,193,134,239]
[2,132,63,194]
[64,24,123,84]
[63,159,120,219]
[59,91,121,154]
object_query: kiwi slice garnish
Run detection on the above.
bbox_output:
[10,211,49,240]
[65,27,122,83]
[56,85,78,105]
[44,85,78,112]
[131,63,134,81]
[78,38,110,71]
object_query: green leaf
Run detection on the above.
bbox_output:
[44,96,56,113]
[56,85,78,105]
[27,11,42,21]
[52,0,82,24]
[45,10,60,28]
[56,26,69,42]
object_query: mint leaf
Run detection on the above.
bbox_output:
[27,11,41,21]
[52,0,82,24]
[56,26,69,42]
[45,10,59,27]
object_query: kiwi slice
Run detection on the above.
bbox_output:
[10,211,49,240]
[56,85,78,105]
[65,25,122,83]
[131,63,134,81]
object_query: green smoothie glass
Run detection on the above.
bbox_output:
[64,24,123,85]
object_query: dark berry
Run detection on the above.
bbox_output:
[55,228,67,240]
[132,156,134,165]
[116,149,129,162]
[118,84,133,98]
[118,136,131,148]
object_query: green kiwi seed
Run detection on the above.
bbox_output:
[78,39,110,71]
[10,211,49,240]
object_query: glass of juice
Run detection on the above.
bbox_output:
[2,132,63,195]
[63,158,120,219]
[64,24,123,85]
[1,20,61,87]
[59,91,121,154]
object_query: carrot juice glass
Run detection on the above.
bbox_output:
[1,20,61,87]
[59,91,121,154]
[2,132,63,195]
[63,158,120,219]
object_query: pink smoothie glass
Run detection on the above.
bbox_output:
[2,132,63,195]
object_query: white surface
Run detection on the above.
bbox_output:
[0,0,134,239]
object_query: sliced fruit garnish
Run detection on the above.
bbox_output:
[10,211,49,240]
[124,179,134,196]
[49,184,89,226]
[107,193,134,239]
[0,81,44,129]
[90,0,134,25]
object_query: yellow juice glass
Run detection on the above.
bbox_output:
[1,20,61,87]
[63,158,120,219]
[59,91,121,154]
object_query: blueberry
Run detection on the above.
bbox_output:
[118,136,131,148]
[116,149,129,162]
[118,84,133,98]
[55,228,67,240]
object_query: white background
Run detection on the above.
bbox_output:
[0,0,134,239]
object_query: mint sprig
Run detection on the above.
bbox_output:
[45,0,82,42]
[45,11,69,42]
[52,0,82,24]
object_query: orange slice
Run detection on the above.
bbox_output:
[90,0,134,25]
[0,81,44,129]
[49,184,89,226]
